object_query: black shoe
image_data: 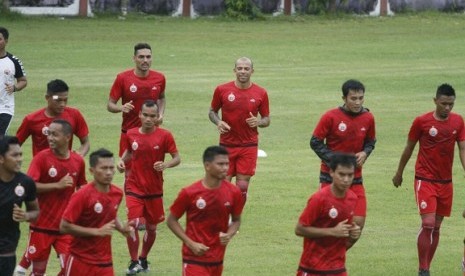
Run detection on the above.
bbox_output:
[418,269,430,276]
[126,260,142,275]
[139,257,150,272]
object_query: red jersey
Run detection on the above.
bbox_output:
[170,180,243,264]
[298,186,357,273]
[109,69,166,132]
[313,107,376,179]
[124,127,177,196]
[211,81,270,147]
[62,182,123,265]
[27,149,87,232]
[16,107,89,156]
[409,111,465,181]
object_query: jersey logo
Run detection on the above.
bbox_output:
[196,197,206,209]
[338,121,347,132]
[152,86,157,90]
[228,93,235,102]
[328,207,338,218]
[48,167,57,178]
[130,83,137,93]
[250,99,256,103]
[153,145,159,150]
[360,127,366,132]
[420,200,427,209]
[132,141,139,151]
[15,183,25,197]
[42,125,49,136]
[429,126,438,137]
[94,202,103,213]
[224,201,231,207]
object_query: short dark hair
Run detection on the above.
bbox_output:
[0,135,19,156]
[89,148,114,167]
[203,146,229,163]
[436,83,455,98]
[47,79,69,95]
[341,79,365,97]
[0,27,9,40]
[51,119,72,136]
[142,99,157,109]
[329,152,357,171]
[134,43,151,55]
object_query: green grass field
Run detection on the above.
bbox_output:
[2,12,465,275]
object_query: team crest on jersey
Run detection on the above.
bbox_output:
[338,121,347,132]
[132,141,138,151]
[196,197,206,209]
[328,207,338,218]
[28,245,37,255]
[429,126,438,137]
[227,93,235,102]
[420,200,427,209]
[48,167,57,178]
[42,125,49,136]
[94,202,103,213]
[15,184,25,197]
[129,83,137,93]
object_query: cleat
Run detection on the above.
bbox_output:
[126,260,142,275]
[139,258,150,272]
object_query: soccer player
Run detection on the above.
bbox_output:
[16,79,90,156]
[295,153,360,276]
[60,148,131,276]
[0,135,39,276]
[18,119,87,276]
[107,42,166,158]
[117,100,180,275]
[310,79,376,247]
[392,83,465,276]
[208,56,270,205]
[167,145,243,276]
[0,27,27,136]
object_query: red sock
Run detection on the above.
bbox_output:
[417,226,433,270]
[428,227,440,265]
[236,180,249,206]
[127,228,140,261]
[18,254,31,269]
[31,260,47,276]
[140,229,156,259]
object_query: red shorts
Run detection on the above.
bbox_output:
[296,270,346,276]
[26,230,71,261]
[225,146,257,177]
[321,183,366,217]
[182,262,223,276]
[126,195,165,225]
[414,179,453,216]
[65,255,113,276]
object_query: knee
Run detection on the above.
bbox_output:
[421,216,435,229]
[236,180,249,192]
[145,224,157,232]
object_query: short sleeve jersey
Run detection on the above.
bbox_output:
[409,111,465,181]
[16,107,89,156]
[211,81,270,147]
[0,52,26,115]
[109,69,166,132]
[170,180,243,264]
[124,127,177,196]
[298,186,357,273]
[312,107,376,178]
[62,183,123,265]
[27,149,87,231]
[0,172,36,254]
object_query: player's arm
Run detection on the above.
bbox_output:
[167,213,210,256]
[15,117,30,145]
[76,135,90,157]
[457,140,465,172]
[7,76,27,94]
[245,113,270,128]
[295,219,352,239]
[153,152,181,171]
[156,92,166,124]
[219,214,241,245]
[117,150,132,173]
[209,107,230,133]
[114,217,134,237]
[392,139,417,187]
[310,135,332,165]
[35,173,74,193]
[60,219,115,237]
[107,98,134,113]
[12,199,39,223]
[355,138,377,168]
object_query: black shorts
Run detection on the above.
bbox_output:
[0,255,16,276]
[0,113,13,136]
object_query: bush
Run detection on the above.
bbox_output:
[224,0,264,20]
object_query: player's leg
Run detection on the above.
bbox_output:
[429,183,452,266]
[54,234,72,276]
[415,179,437,274]
[0,113,13,136]
[14,231,33,275]
[235,147,257,205]
[139,197,165,272]
[0,256,17,276]
[126,196,144,275]
[28,232,54,276]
